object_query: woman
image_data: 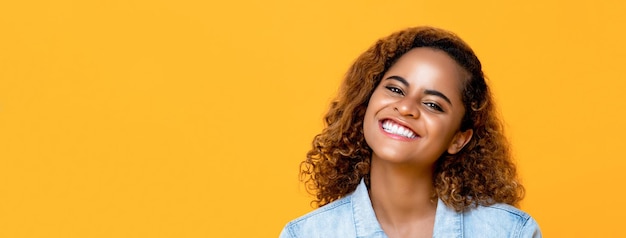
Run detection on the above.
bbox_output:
[280,26,541,238]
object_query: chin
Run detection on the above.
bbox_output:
[371,149,438,167]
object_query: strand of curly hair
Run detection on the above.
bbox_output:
[300,26,525,212]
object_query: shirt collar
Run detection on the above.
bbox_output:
[433,198,463,237]
[351,179,385,237]
[350,179,463,238]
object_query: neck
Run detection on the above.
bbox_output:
[369,156,437,235]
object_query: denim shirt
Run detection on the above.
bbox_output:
[280,180,541,238]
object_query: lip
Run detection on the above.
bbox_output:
[378,118,420,141]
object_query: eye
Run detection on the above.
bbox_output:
[423,102,444,112]
[385,86,404,95]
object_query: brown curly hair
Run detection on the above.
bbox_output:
[300,26,525,212]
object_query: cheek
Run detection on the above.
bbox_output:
[363,96,381,144]
[425,117,457,141]
[363,92,382,118]
[448,110,467,133]
[366,90,391,110]
[363,104,377,134]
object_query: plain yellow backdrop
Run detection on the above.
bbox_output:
[1,0,625,237]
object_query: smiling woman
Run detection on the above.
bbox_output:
[280,26,541,238]
[363,48,472,169]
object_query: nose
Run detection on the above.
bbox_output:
[394,98,420,119]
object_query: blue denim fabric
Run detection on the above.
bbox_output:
[280,180,541,238]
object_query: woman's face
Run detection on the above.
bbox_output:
[363,47,473,167]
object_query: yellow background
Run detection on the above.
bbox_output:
[1,0,625,237]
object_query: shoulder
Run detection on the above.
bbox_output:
[279,196,356,238]
[463,203,542,238]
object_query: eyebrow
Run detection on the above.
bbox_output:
[385,75,453,106]
[424,89,452,106]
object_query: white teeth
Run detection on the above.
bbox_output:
[382,120,417,139]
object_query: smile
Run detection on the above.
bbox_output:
[381,119,418,139]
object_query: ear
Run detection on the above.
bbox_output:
[447,129,473,154]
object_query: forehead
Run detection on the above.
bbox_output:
[384,47,468,95]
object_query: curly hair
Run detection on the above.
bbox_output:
[300,26,525,212]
